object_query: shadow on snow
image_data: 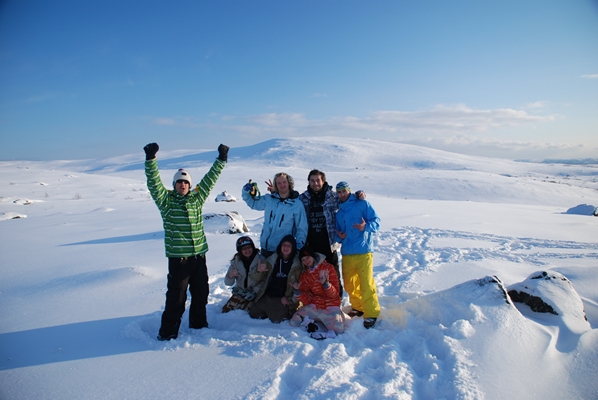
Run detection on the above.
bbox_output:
[0,316,152,371]
[60,231,164,246]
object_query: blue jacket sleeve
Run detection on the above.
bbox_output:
[364,202,380,233]
[242,185,268,211]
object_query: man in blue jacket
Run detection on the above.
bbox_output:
[334,181,381,329]
[242,172,308,257]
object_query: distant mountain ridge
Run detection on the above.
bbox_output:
[539,158,598,166]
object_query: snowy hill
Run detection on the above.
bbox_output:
[16,137,598,207]
[1,137,597,399]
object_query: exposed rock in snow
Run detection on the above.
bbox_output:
[508,290,557,315]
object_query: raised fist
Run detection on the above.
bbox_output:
[143,143,159,160]
[217,144,229,162]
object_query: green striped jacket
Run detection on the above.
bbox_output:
[145,158,225,258]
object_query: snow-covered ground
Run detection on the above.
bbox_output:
[1,137,597,400]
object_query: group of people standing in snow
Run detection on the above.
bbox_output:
[143,142,381,342]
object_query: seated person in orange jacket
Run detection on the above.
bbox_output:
[290,246,345,340]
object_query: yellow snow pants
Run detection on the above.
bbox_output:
[341,253,380,319]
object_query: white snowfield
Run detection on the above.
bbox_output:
[1,137,597,400]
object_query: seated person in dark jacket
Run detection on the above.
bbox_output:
[249,235,303,323]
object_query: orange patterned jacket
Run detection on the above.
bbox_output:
[296,255,341,310]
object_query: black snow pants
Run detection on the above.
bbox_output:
[159,254,209,338]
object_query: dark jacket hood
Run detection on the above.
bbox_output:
[276,234,297,259]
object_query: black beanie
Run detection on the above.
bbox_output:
[299,246,316,260]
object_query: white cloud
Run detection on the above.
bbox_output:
[150,105,569,158]
[245,113,307,127]
[396,133,586,160]
[522,101,549,109]
[221,105,558,136]
[416,134,580,151]
[581,74,598,79]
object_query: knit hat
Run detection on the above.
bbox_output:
[236,236,255,252]
[172,168,192,187]
[336,181,350,192]
[299,246,317,261]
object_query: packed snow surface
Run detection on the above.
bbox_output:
[1,137,597,400]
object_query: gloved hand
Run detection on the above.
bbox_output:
[243,179,260,197]
[217,144,229,162]
[243,291,256,301]
[143,143,159,160]
[355,190,366,200]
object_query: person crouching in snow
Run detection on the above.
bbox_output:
[290,246,345,340]
[222,236,264,313]
[249,235,303,323]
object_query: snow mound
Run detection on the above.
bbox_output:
[204,212,248,234]
[387,276,511,329]
[508,270,590,335]
[12,198,33,205]
[0,212,27,221]
[564,204,596,216]
[215,191,237,202]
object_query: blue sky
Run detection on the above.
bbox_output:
[1,0,597,161]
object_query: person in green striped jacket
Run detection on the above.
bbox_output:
[144,142,229,341]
